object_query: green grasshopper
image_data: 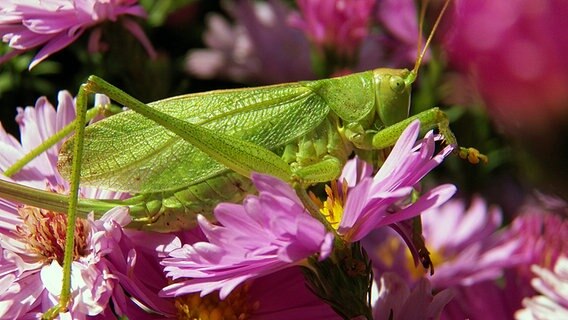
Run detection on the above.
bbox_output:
[0,0,484,317]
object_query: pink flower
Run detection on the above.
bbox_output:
[167,243,340,319]
[417,197,526,288]
[289,0,376,61]
[373,273,453,320]
[161,173,334,299]
[443,0,568,130]
[516,256,568,319]
[436,200,568,319]
[338,120,457,242]
[441,274,529,320]
[0,91,176,318]
[161,120,457,315]
[507,210,568,274]
[0,0,156,69]
[363,196,530,288]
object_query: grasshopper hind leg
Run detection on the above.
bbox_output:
[43,84,89,319]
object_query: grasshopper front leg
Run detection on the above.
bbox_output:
[372,107,488,164]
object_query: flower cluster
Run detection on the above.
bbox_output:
[0,91,176,318]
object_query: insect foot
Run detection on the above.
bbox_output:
[458,147,489,165]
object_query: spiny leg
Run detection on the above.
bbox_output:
[42,85,89,319]
[371,107,488,164]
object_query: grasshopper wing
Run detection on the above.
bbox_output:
[58,82,329,193]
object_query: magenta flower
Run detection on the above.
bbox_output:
[507,210,568,274]
[161,120,457,316]
[0,91,176,318]
[435,200,568,319]
[161,173,334,299]
[373,273,453,320]
[0,0,156,69]
[338,120,457,242]
[417,197,526,288]
[289,0,376,61]
[363,196,530,289]
[516,256,568,319]
[443,0,568,130]
[171,261,340,319]
[440,274,529,320]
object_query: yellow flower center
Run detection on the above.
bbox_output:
[175,282,259,320]
[15,205,90,265]
[310,179,348,230]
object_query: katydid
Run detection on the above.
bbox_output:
[0,0,485,317]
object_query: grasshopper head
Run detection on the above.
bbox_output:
[373,68,415,126]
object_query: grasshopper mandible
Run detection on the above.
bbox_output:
[0,0,484,317]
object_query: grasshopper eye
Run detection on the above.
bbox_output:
[389,76,405,94]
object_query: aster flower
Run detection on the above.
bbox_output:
[0,91,176,318]
[167,229,339,320]
[508,210,568,276]
[373,272,453,320]
[336,120,457,243]
[0,0,156,69]
[440,273,529,320]
[364,194,531,288]
[516,256,568,320]
[431,199,567,319]
[161,173,334,299]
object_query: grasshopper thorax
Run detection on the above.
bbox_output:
[372,68,413,126]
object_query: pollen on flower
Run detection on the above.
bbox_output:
[15,205,90,265]
[174,282,259,320]
[309,179,348,230]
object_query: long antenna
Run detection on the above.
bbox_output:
[411,0,451,79]
[415,0,429,68]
